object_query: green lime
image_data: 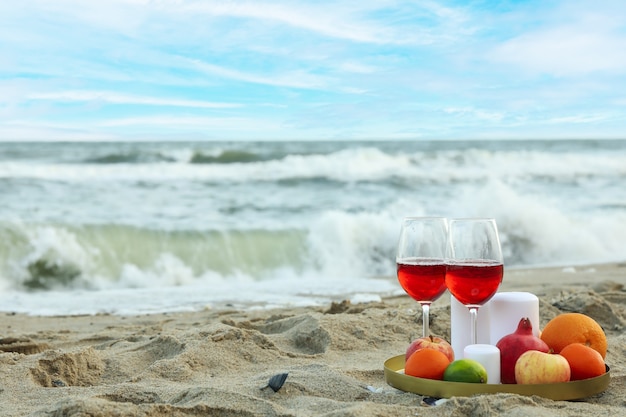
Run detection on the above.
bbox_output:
[443,359,488,383]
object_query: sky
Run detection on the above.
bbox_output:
[1,0,626,142]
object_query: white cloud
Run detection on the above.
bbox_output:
[336,61,377,74]
[176,2,412,45]
[490,27,626,76]
[0,121,118,141]
[27,91,242,108]
[185,58,330,89]
[0,114,287,141]
[488,3,626,77]
[0,1,394,45]
[97,115,282,130]
[444,106,505,122]
[544,114,613,125]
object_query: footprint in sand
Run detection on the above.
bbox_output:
[0,337,51,355]
[99,335,189,383]
[30,347,105,387]
[552,290,625,331]
[240,314,331,355]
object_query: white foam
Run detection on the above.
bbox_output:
[448,178,626,266]
[0,274,400,316]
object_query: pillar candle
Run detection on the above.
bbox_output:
[463,344,501,384]
[488,292,540,346]
[450,295,491,360]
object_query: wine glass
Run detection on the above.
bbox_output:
[445,218,504,345]
[396,217,449,338]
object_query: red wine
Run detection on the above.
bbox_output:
[396,258,447,303]
[445,260,503,306]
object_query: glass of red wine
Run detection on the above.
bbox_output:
[396,217,449,338]
[445,218,504,345]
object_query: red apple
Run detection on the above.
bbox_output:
[406,335,454,363]
[514,350,571,384]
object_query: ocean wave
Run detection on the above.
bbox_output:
[0,222,313,291]
[84,151,177,164]
[0,144,623,186]
[189,149,269,164]
[2,186,625,296]
[450,178,626,266]
[87,148,279,165]
[0,140,625,300]
[0,209,403,292]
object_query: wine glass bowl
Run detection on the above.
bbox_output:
[445,218,504,345]
[396,217,449,337]
[445,260,503,306]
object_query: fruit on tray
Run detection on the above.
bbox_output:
[404,348,451,380]
[559,342,607,381]
[401,314,609,385]
[443,359,488,383]
[540,313,607,358]
[515,350,571,384]
[405,335,455,363]
[496,317,550,384]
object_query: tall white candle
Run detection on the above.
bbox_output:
[488,292,540,346]
[450,295,491,360]
[464,344,501,384]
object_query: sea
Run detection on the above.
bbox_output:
[1,139,625,316]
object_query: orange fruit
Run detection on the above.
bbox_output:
[404,348,451,380]
[540,313,607,358]
[560,343,606,381]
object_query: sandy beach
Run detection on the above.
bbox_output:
[0,263,624,417]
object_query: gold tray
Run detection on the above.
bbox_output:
[384,355,611,401]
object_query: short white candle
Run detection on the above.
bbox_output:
[464,344,501,384]
[488,292,540,346]
[450,295,491,360]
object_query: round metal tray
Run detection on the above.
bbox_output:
[384,354,611,401]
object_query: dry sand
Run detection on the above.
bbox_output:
[0,263,624,416]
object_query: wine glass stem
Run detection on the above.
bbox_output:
[421,303,430,338]
[469,307,478,345]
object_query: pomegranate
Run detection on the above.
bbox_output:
[496,317,550,384]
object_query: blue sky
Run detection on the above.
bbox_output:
[1,1,626,141]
